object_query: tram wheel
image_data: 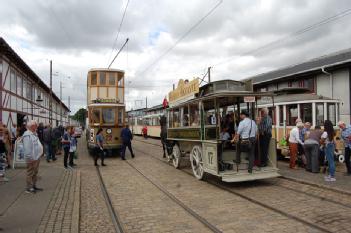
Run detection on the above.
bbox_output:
[172,144,181,169]
[190,145,204,180]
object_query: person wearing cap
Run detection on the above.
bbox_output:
[338,121,351,175]
[232,110,257,173]
[120,124,135,160]
[289,122,304,169]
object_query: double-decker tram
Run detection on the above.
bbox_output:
[166,79,280,182]
[86,68,125,151]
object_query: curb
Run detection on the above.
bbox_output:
[71,170,81,233]
[280,176,351,196]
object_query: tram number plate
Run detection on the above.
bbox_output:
[208,151,214,165]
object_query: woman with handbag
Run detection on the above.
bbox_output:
[321,120,336,182]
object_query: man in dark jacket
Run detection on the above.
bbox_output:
[120,124,134,160]
[43,124,56,162]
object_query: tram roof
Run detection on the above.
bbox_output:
[88,68,125,73]
[273,93,339,103]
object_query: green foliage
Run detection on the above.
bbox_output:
[71,108,87,126]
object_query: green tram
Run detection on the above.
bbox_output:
[166,79,280,182]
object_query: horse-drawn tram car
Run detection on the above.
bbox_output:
[165,79,280,182]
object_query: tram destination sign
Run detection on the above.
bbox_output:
[92,98,119,104]
[244,96,256,103]
[169,79,199,106]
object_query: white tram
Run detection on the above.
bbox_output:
[166,79,280,182]
[256,88,343,158]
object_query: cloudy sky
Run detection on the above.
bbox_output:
[2,0,351,113]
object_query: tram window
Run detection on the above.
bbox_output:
[286,104,298,126]
[300,103,312,124]
[316,103,324,126]
[91,108,100,124]
[118,109,124,125]
[100,72,106,85]
[189,103,199,126]
[279,106,284,126]
[327,103,336,125]
[183,106,189,127]
[268,107,276,125]
[108,73,115,85]
[203,100,216,125]
[91,72,97,85]
[118,75,124,87]
[102,108,115,124]
[172,108,180,127]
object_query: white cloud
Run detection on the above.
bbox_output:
[1,0,351,112]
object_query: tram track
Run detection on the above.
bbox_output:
[134,138,351,203]
[96,166,125,233]
[124,160,222,233]
[133,138,351,233]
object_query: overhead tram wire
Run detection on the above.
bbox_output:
[213,7,351,67]
[134,0,223,79]
[107,0,131,66]
[108,38,129,69]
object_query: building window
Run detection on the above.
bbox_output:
[303,78,315,92]
[10,70,16,93]
[286,104,298,126]
[91,72,97,85]
[278,82,288,90]
[26,82,32,100]
[100,72,106,85]
[17,75,22,96]
[108,73,115,85]
[300,103,312,124]
[316,103,324,126]
[327,103,336,126]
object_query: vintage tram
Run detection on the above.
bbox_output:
[256,89,343,159]
[86,68,126,151]
[165,79,280,182]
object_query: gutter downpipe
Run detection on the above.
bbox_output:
[321,66,333,99]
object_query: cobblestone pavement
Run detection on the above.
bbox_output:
[78,140,116,233]
[100,157,213,233]
[37,169,80,233]
[129,139,351,233]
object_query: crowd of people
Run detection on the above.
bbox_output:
[288,118,351,181]
[0,120,79,193]
[218,107,351,180]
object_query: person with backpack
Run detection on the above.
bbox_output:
[120,124,135,160]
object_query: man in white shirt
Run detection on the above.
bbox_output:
[289,122,304,169]
[232,110,257,173]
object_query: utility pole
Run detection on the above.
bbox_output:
[146,96,148,109]
[49,60,52,125]
[208,66,211,83]
[60,81,62,125]
[68,96,71,125]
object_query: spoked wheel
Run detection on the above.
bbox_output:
[172,144,181,169]
[190,145,204,180]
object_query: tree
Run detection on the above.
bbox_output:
[71,108,87,126]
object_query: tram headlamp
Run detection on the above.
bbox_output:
[106,128,112,134]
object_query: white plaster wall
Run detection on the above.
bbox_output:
[316,68,350,124]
